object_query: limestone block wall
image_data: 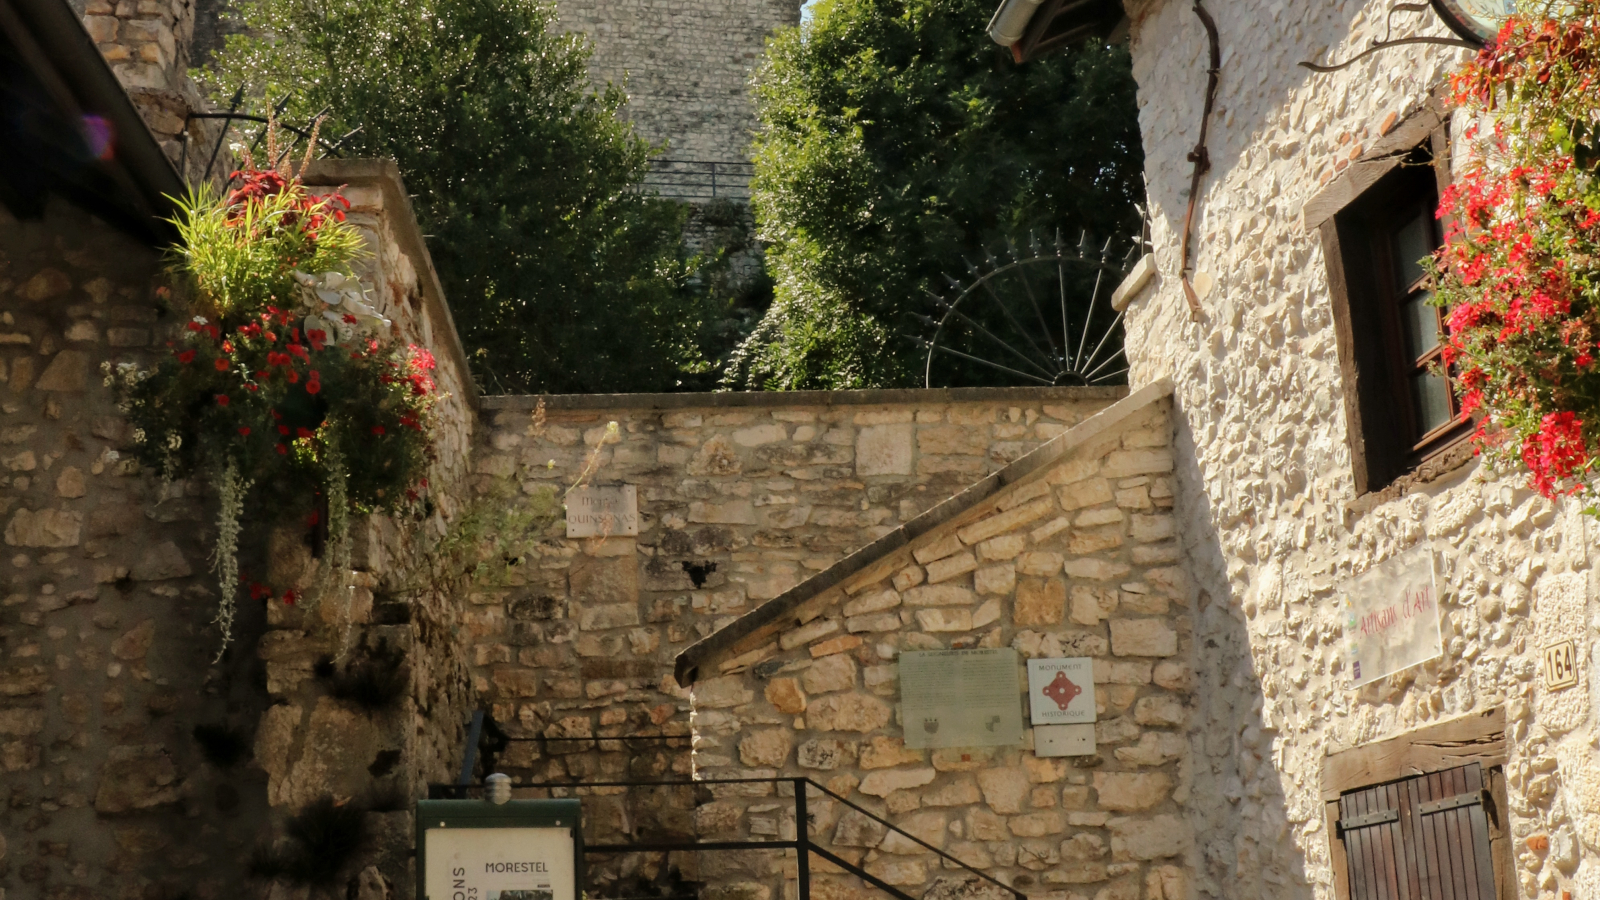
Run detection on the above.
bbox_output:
[76,0,227,185]
[465,387,1120,861]
[0,161,477,898]
[1121,0,1600,897]
[0,199,272,900]
[555,0,799,162]
[687,395,1194,900]
[250,162,479,897]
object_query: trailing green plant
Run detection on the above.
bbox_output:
[391,403,619,599]
[109,153,440,657]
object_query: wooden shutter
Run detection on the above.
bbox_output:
[1335,763,1501,900]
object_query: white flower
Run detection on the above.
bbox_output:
[166,433,182,451]
[191,316,208,325]
[132,428,146,444]
[294,270,392,337]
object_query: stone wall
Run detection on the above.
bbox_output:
[686,392,1193,900]
[555,0,799,163]
[76,0,227,186]
[250,161,479,899]
[464,387,1120,874]
[0,160,478,899]
[0,197,271,900]
[1121,0,1600,897]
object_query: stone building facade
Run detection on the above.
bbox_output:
[1106,0,1600,898]
[679,385,1193,900]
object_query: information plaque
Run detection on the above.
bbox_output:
[417,798,582,900]
[899,648,1023,749]
[1343,548,1442,688]
[565,485,639,538]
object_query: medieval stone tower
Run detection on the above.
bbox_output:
[557,0,801,169]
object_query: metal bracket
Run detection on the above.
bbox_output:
[1339,807,1400,830]
[1420,790,1486,816]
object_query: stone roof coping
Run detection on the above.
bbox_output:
[482,384,1127,412]
[672,377,1174,686]
[301,159,478,407]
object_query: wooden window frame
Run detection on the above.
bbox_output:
[1303,96,1474,497]
[1321,708,1513,900]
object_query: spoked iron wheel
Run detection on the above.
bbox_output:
[920,231,1139,389]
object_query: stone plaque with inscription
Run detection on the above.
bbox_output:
[565,485,639,538]
[899,648,1023,749]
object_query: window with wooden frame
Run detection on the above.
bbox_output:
[1321,709,1513,900]
[1305,99,1472,496]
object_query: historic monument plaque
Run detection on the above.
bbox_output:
[899,648,1023,749]
[565,484,639,538]
[1026,657,1096,725]
[1343,547,1442,688]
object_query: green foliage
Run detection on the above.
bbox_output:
[730,0,1144,389]
[203,0,742,393]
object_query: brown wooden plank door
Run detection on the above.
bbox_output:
[1336,763,1499,900]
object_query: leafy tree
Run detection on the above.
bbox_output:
[204,0,737,393]
[726,0,1144,389]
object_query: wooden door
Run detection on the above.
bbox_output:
[1336,763,1500,900]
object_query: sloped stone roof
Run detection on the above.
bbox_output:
[672,377,1174,685]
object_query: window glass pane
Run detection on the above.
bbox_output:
[1410,368,1452,436]
[1393,211,1433,289]
[1400,290,1439,361]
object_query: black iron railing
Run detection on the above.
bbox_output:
[436,712,1023,900]
[431,776,1025,900]
[637,160,754,201]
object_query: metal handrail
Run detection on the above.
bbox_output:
[637,159,754,201]
[430,774,1026,900]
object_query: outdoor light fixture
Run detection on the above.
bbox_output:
[485,772,512,805]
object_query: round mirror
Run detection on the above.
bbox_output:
[1430,0,1514,44]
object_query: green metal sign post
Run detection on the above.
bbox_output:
[416,798,583,900]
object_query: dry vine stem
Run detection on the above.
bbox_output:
[1179,0,1221,321]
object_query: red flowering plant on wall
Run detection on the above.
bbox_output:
[106,148,439,656]
[1432,2,1600,505]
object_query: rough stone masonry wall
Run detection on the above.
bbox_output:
[1122,0,1600,898]
[251,163,479,899]
[555,0,799,162]
[0,163,477,899]
[465,388,1119,872]
[0,198,272,900]
[76,0,227,186]
[689,395,1195,900]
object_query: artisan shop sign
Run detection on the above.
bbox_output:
[1343,548,1442,688]
[565,484,639,538]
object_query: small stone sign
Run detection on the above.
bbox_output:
[1544,640,1579,691]
[1343,547,1442,688]
[565,485,639,538]
[1026,658,1096,725]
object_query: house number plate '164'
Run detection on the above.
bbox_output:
[1544,640,1579,691]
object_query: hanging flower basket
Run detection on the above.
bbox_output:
[109,162,439,655]
[1432,2,1600,504]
